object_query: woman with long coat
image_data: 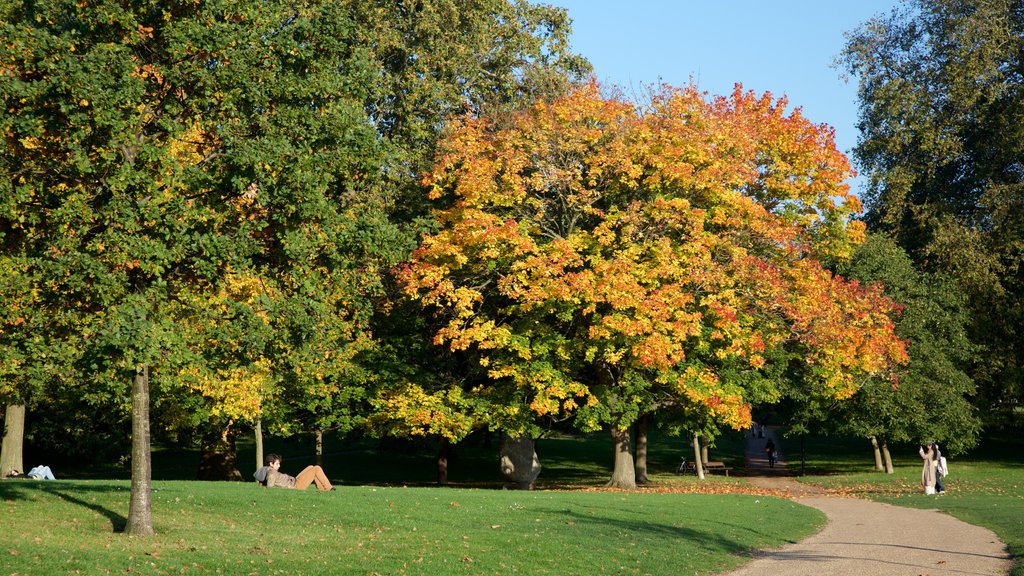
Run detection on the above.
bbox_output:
[919,442,937,495]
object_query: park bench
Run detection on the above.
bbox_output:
[676,459,733,477]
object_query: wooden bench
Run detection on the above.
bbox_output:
[677,459,733,477]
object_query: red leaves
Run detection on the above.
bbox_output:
[402,82,907,430]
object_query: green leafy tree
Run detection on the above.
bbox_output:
[1,0,383,533]
[355,0,591,480]
[348,0,590,182]
[798,235,980,470]
[841,0,1024,423]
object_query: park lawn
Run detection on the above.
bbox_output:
[0,480,823,576]
[794,433,1024,576]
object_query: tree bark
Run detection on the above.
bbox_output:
[315,429,324,467]
[700,435,709,465]
[254,418,264,471]
[499,434,541,489]
[437,437,449,485]
[692,433,705,480]
[606,427,636,489]
[197,425,243,481]
[125,366,154,536]
[870,436,884,471]
[1,404,26,478]
[881,440,894,474]
[633,416,649,485]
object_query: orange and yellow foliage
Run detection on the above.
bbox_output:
[401,82,907,431]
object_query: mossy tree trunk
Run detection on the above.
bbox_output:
[437,437,450,485]
[881,440,894,474]
[316,430,324,467]
[254,418,264,471]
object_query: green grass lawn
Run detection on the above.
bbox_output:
[793,430,1024,576]
[0,480,822,576]
[12,427,1020,575]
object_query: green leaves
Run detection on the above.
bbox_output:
[842,0,1024,423]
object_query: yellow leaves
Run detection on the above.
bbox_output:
[847,219,867,245]
[168,121,218,166]
[403,80,906,431]
[370,384,475,440]
[179,358,272,421]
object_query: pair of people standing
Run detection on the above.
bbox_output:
[919,442,946,495]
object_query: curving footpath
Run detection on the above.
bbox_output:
[724,427,1013,576]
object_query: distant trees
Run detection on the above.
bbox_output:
[788,234,981,471]
[841,0,1024,425]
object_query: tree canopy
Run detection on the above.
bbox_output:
[841,0,1024,422]
[400,83,908,487]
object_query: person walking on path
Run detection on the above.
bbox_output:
[919,442,937,495]
[934,442,947,494]
[764,439,777,468]
[743,425,786,477]
[259,454,335,491]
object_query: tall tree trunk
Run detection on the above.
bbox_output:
[1,404,26,478]
[315,429,324,467]
[692,433,705,480]
[125,366,154,536]
[606,427,636,489]
[800,433,806,476]
[437,437,449,485]
[633,416,649,485]
[197,424,243,481]
[881,440,894,474]
[700,435,709,464]
[254,418,264,471]
[870,436,884,471]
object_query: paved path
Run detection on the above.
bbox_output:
[723,427,1013,576]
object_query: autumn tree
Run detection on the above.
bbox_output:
[353,0,590,479]
[401,83,908,488]
[1,0,384,533]
[841,0,1024,424]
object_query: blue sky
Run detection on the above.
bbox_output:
[550,0,901,192]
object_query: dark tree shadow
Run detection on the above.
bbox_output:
[0,481,128,532]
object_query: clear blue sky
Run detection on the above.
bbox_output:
[550,0,901,191]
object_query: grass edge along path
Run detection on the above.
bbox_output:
[0,479,824,576]
[796,459,1024,576]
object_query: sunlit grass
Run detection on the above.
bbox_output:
[0,480,823,576]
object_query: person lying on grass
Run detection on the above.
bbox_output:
[256,454,335,491]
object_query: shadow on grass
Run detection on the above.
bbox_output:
[560,505,777,557]
[0,481,128,532]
